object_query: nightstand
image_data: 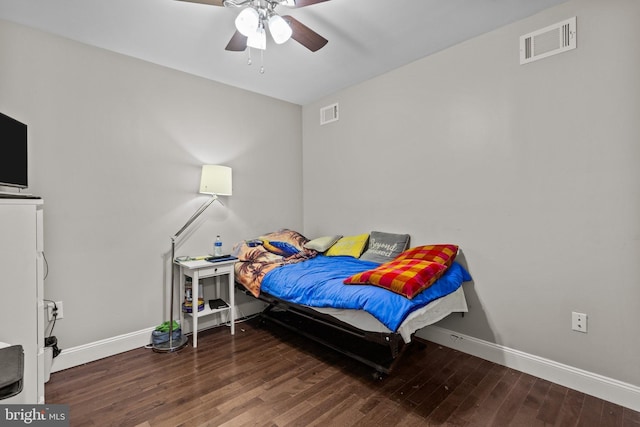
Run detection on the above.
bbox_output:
[175,258,236,347]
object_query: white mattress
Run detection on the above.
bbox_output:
[309,285,468,343]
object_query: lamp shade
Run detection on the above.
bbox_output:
[235,7,259,37]
[268,15,292,44]
[247,25,267,50]
[199,165,232,196]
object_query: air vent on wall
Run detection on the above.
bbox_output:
[320,103,339,125]
[520,17,576,65]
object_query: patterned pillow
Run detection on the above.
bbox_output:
[395,244,459,267]
[304,235,342,252]
[233,229,312,262]
[344,259,448,299]
[325,233,369,258]
[360,231,410,263]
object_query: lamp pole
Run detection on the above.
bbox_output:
[152,194,219,353]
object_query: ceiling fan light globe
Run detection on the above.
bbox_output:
[268,14,292,44]
[247,26,267,50]
[235,7,259,37]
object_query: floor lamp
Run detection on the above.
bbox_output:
[153,165,233,353]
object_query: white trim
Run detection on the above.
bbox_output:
[50,327,154,373]
[49,320,640,413]
[417,325,640,412]
[49,301,265,373]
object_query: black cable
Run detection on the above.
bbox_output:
[43,251,49,280]
[43,299,57,337]
[42,299,62,357]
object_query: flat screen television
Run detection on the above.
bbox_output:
[0,112,28,189]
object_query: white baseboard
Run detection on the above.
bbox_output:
[50,300,265,374]
[51,327,155,373]
[50,316,639,413]
[417,325,640,412]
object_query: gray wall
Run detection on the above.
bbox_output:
[0,20,302,348]
[1,0,638,392]
[302,0,640,387]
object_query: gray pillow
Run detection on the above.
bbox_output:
[360,231,410,263]
[304,235,343,252]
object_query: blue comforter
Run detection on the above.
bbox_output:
[261,255,472,332]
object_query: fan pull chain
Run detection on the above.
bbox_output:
[244,48,265,74]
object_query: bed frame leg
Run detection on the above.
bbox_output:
[372,370,385,381]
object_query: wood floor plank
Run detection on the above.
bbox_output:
[351,398,402,427]
[504,376,549,427]
[600,401,625,427]
[405,349,466,409]
[425,352,486,423]
[325,397,372,427]
[428,377,479,424]
[201,395,265,426]
[445,363,511,426]
[464,367,521,427]
[306,392,363,427]
[44,318,640,427]
[488,372,537,426]
[284,380,357,427]
[536,382,568,424]
[554,388,585,427]
[414,353,476,419]
[443,359,492,420]
[577,394,604,427]
[624,406,640,426]
[379,401,434,427]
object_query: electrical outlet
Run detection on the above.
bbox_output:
[55,301,64,319]
[46,301,55,321]
[47,301,64,321]
[572,311,587,333]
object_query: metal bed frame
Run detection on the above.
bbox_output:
[241,287,412,378]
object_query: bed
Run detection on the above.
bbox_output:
[233,229,472,376]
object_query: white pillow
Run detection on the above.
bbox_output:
[304,235,342,252]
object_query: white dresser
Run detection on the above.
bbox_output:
[0,198,45,403]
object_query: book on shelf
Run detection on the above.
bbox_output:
[208,298,228,310]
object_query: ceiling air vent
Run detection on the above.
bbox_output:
[320,103,339,125]
[520,17,576,65]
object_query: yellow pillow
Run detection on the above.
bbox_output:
[325,233,369,258]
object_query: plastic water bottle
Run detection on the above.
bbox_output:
[214,235,222,256]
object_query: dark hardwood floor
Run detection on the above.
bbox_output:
[46,318,640,426]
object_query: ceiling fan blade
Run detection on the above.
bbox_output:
[290,0,331,7]
[225,31,248,51]
[176,0,225,5]
[282,15,328,52]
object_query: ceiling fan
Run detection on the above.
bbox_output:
[177,0,330,53]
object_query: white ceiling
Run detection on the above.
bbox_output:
[0,0,568,105]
